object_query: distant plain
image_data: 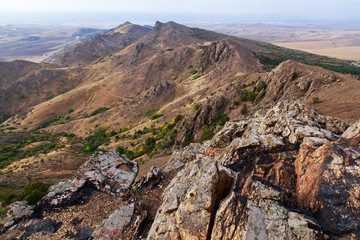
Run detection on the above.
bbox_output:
[0,25,103,62]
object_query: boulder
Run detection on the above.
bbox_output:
[0,201,33,229]
[91,202,135,240]
[43,150,138,207]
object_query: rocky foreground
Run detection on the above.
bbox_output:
[1,100,359,239]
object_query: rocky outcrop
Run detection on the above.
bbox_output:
[91,202,135,240]
[164,143,207,173]
[0,201,33,229]
[296,121,360,238]
[215,100,347,172]
[147,100,357,239]
[41,150,138,208]
[0,151,138,239]
[211,176,326,239]
[147,157,234,240]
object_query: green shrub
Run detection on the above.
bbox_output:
[194,104,201,112]
[233,101,239,106]
[83,128,108,153]
[242,90,257,102]
[312,96,320,103]
[119,127,129,133]
[190,69,198,75]
[151,113,163,120]
[182,134,194,148]
[240,104,248,116]
[2,194,17,207]
[211,114,230,127]
[35,117,58,130]
[200,126,215,143]
[117,146,126,154]
[16,181,51,205]
[256,83,267,92]
[292,72,298,80]
[91,107,109,116]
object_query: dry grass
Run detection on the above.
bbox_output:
[275,41,360,61]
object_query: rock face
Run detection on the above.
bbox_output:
[91,202,135,240]
[211,176,326,240]
[0,201,34,229]
[296,124,360,238]
[147,157,234,240]
[42,150,138,207]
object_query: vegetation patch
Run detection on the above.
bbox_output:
[151,113,163,120]
[2,181,50,207]
[0,131,75,169]
[83,128,116,153]
[200,113,230,143]
[312,96,320,103]
[117,115,183,160]
[241,104,248,116]
[91,107,109,116]
[182,134,194,147]
[190,69,198,75]
[200,126,215,143]
[194,104,202,112]
[35,117,59,130]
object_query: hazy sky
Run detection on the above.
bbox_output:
[0,0,359,25]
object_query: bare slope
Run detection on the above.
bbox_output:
[54,22,151,66]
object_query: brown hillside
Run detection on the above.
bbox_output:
[54,22,151,66]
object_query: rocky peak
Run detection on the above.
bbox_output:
[141,21,202,48]
[108,21,148,35]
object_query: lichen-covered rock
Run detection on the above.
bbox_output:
[338,120,360,148]
[164,143,206,173]
[0,201,34,229]
[211,176,326,240]
[43,150,138,207]
[147,157,234,240]
[216,100,346,168]
[91,202,135,240]
[296,130,360,237]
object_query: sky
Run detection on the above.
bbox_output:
[0,0,359,26]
